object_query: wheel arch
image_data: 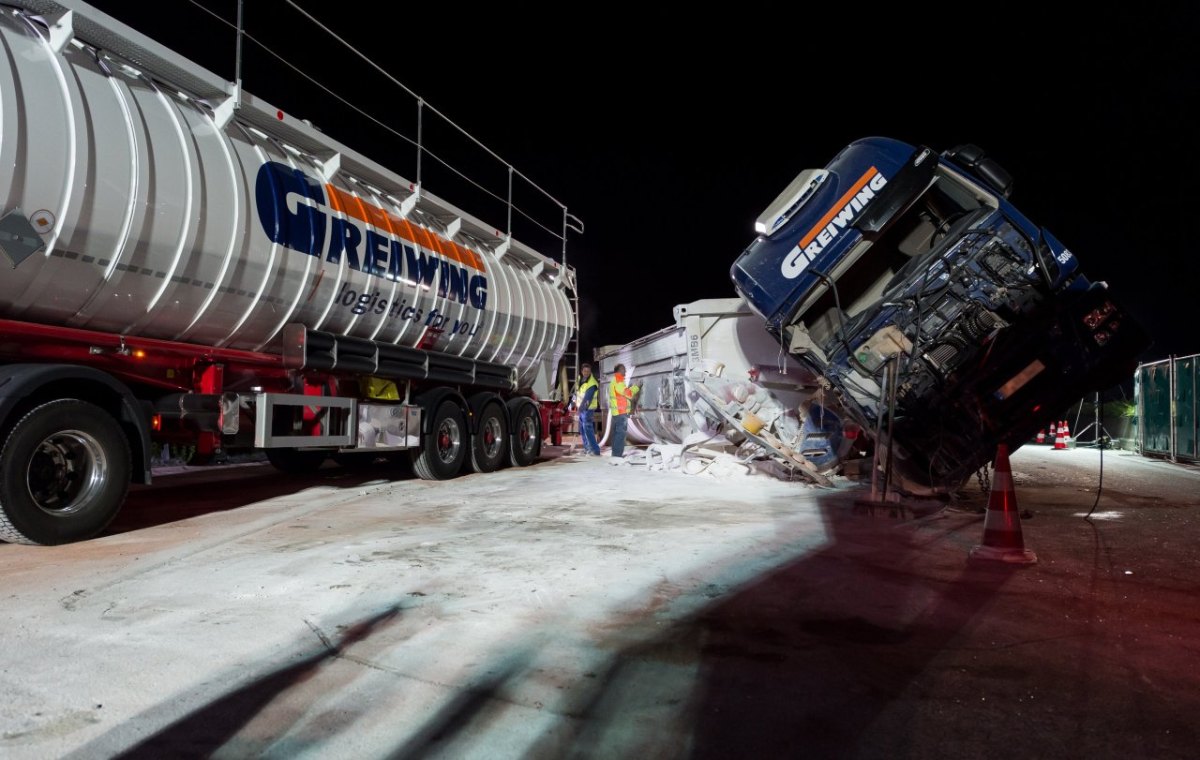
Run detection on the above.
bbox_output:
[505,395,540,425]
[466,391,507,434]
[0,364,152,484]
[413,387,469,434]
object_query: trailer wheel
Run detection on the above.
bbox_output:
[412,400,467,480]
[468,402,508,474]
[265,448,328,474]
[507,401,541,468]
[0,399,131,545]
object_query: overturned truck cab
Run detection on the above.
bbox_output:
[731,137,1147,493]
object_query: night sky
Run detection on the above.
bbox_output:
[91,1,1200,363]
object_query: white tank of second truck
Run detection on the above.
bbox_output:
[595,297,846,473]
[594,297,817,443]
[0,6,572,388]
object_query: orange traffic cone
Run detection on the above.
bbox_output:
[1060,419,1072,447]
[1052,422,1067,450]
[970,444,1037,564]
[1035,429,1046,445]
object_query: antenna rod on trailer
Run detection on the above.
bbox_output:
[233,0,244,109]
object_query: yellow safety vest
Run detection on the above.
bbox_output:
[574,375,599,410]
[608,373,639,416]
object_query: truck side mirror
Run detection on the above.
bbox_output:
[945,144,1014,199]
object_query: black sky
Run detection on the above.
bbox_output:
[91,1,1200,362]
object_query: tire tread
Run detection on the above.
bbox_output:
[0,399,130,545]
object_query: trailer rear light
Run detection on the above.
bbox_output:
[151,414,162,432]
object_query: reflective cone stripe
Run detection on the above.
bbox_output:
[971,443,1037,564]
[1061,420,1071,444]
[980,465,1024,549]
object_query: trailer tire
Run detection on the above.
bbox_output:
[0,399,131,545]
[413,400,467,480]
[507,400,541,468]
[468,402,508,473]
[266,448,328,474]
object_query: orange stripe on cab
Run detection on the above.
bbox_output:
[799,166,879,247]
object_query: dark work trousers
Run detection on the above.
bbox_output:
[611,414,630,458]
[579,408,600,454]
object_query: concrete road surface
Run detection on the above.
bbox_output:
[1,445,1197,758]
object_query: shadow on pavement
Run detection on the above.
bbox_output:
[527,492,1015,759]
[103,462,411,537]
[105,449,567,538]
[96,486,1016,758]
[383,659,527,760]
[113,606,404,759]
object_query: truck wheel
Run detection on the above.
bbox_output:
[468,402,508,473]
[507,401,541,468]
[265,448,328,474]
[412,400,467,480]
[0,399,131,545]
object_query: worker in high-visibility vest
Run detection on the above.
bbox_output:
[569,363,601,456]
[607,363,640,459]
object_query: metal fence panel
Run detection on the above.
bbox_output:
[1140,362,1173,454]
[1177,357,1197,459]
[1137,353,1200,461]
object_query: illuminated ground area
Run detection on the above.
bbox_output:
[0,446,1197,758]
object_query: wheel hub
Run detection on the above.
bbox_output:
[519,417,536,452]
[436,418,461,464]
[25,430,107,516]
[481,416,502,459]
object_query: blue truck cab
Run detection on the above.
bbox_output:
[731,137,1147,491]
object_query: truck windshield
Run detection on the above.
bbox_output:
[802,167,996,342]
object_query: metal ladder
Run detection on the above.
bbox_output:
[560,291,581,405]
[558,214,584,409]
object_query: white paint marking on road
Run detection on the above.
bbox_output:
[1074,511,1124,520]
